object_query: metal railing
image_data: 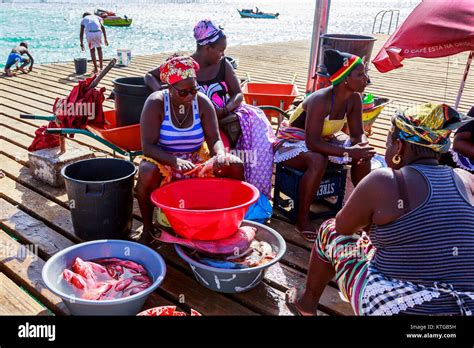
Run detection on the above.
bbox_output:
[372,9,400,35]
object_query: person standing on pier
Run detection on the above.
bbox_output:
[80,12,108,74]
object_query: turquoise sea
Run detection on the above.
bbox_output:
[0,0,420,68]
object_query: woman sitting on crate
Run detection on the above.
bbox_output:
[286,103,474,316]
[274,49,375,242]
[135,55,244,244]
[145,20,275,218]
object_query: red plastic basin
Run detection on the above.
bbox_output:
[242,82,299,119]
[151,178,259,240]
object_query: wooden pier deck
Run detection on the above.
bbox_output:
[0,34,473,316]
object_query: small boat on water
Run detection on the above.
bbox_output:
[238,8,279,19]
[95,9,133,27]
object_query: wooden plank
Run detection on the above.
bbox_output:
[151,237,353,315]
[0,131,312,273]
[0,200,176,316]
[0,154,69,205]
[1,175,78,242]
[153,243,292,316]
[0,139,328,314]
[0,146,141,218]
[157,266,256,316]
[0,139,29,164]
[0,125,36,150]
[0,229,69,315]
[0,176,256,315]
[268,218,315,250]
[0,272,50,316]
[152,240,353,315]
[264,263,353,315]
[0,113,130,163]
[0,198,74,259]
[1,126,352,315]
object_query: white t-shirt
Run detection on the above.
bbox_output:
[81,15,103,34]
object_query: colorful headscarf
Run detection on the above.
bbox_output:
[324,49,363,85]
[159,55,200,85]
[193,19,225,46]
[393,103,469,153]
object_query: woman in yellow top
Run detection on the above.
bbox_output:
[274,49,375,241]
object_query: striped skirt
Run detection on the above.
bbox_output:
[315,218,375,315]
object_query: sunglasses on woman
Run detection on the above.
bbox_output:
[171,84,199,97]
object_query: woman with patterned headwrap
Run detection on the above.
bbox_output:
[145,20,275,212]
[135,55,244,244]
[285,103,474,316]
[190,20,275,209]
[274,49,374,242]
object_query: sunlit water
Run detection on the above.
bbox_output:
[0,0,420,68]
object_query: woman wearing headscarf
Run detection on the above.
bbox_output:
[274,49,374,241]
[285,103,474,316]
[145,20,275,216]
[136,55,243,244]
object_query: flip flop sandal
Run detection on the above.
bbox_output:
[294,228,318,243]
[285,287,304,316]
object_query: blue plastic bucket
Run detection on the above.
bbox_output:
[42,240,166,316]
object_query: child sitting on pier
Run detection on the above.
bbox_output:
[3,42,34,77]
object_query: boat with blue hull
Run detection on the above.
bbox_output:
[238,9,279,19]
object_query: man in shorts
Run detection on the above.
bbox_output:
[4,42,34,77]
[80,12,109,73]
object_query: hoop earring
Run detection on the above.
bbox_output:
[392,154,401,164]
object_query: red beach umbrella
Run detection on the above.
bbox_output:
[372,0,474,108]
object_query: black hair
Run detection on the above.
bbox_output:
[82,12,91,18]
[196,34,226,51]
[19,42,28,48]
[209,35,226,48]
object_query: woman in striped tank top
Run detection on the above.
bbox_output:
[286,103,474,316]
[135,55,244,244]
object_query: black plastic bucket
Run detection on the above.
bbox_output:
[320,34,377,71]
[112,77,151,126]
[74,58,88,75]
[62,158,137,241]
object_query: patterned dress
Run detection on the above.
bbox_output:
[197,59,275,199]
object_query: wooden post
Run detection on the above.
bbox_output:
[454,51,473,110]
[86,58,117,92]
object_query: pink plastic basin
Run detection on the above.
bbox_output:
[151,178,259,240]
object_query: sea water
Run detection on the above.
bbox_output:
[0,0,420,68]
